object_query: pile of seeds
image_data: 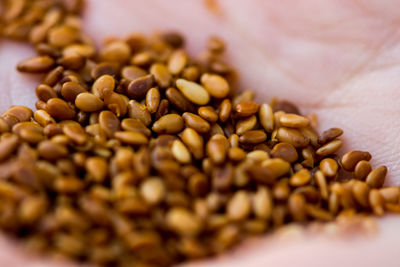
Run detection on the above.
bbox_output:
[0,0,399,266]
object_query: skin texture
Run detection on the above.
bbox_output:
[1,0,400,266]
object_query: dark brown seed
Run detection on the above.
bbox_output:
[42,66,64,86]
[166,87,196,113]
[46,98,76,120]
[319,128,343,144]
[366,166,387,188]
[155,99,170,121]
[270,142,298,163]
[127,74,155,99]
[341,151,372,171]
[17,56,55,73]
[162,32,185,48]
[91,62,119,80]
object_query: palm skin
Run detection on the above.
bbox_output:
[0,0,399,266]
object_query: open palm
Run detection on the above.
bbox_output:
[1,0,400,266]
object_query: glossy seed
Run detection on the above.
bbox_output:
[75,93,104,112]
[315,139,342,156]
[17,56,55,73]
[176,79,210,105]
[152,114,184,134]
[341,150,372,171]
[366,166,387,188]
[279,113,309,128]
[172,140,192,164]
[200,73,230,98]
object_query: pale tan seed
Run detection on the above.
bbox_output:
[259,103,274,133]
[171,139,192,164]
[369,189,384,216]
[140,178,166,205]
[168,49,187,75]
[315,170,329,199]
[128,100,152,126]
[92,75,115,99]
[290,169,311,187]
[114,131,148,145]
[166,208,202,236]
[319,158,339,178]
[366,166,387,188]
[277,127,309,148]
[181,128,204,160]
[229,134,239,148]
[200,73,230,98]
[145,87,160,114]
[379,187,399,203]
[182,112,210,133]
[279,113,310,128]
[351,180,370,208]
[354,160,372,180]
[252,186,273,220]
[85,157,108,183]
[315,139,342,156]
[152,114,184,134]
[198,106,218,123]
[341,150,372,171]
[236,115,256,135]
[17,56,55,73]
[176,79,210,105]
[46,98,76,120]
[227,190,251,221]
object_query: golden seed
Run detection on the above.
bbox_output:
[315,139,342,156]
[146,87,161,114]
[369,189,384,216]
[315,170,329,199]
[92,75,115,99]
[233,90,254,106]
[166,208,202,236]
[121,65,147,81]
[168,49,187,75]
[277,127,309,148]
[48,25,79,47]
[152,114,184,134]
[366,166,387,188]
[319,158,339,178]
[75,93,104,112]
[150,63,172,88]
[319,128,343,144]
[182,112,210,133]
[172,139,192,164]
[38,140,68,160]
[259,103,274,133]
[247,150,270,162]
[352,180,370,208]
[228,147,246,162]
[279,113,310,128]
[236,115,256,135]
[219,99,232,123]
[100,41,131,63]
[85,157,108,183]
[227,190,251,221]
[120,118,150,136]
[176,79,210,105]
[290,169,311,187]
[341,150,372,171]
[46,98,76,120]
[63,44,96,58]
[61,81,87,102]
[306,204,333,221]
[252,187,273,220]
[114,131,148,145]
[200,73,230,98]
[166,87,196,113]
[198,106,218,123]
[0,134,19,161]
[354,160,372,180]
[207,135,229,165]
[289,194,306,222]
[270,142,298,163]
[128,100,152,126]
[379,187,399,203]
[234,101,259,117]
[63,124,87,145]
[140,178,166,205]
[239,130,267,144]
[181,128,204,160]
[99,110,120,138]
[17,56,55,73]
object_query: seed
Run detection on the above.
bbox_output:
[149,63,172,88]
[279,113,309,128]
[252,187,273,219]
[140,178,166,205]
[18,196,47,224]
[128,100,152,126]
[247,150,270,162]
[319,158,338,178]
[228,147,246,162]
[176,79,210,105]
[181,128,204,160]
[207,135,229,165]
[277,127,309,148]
[270,142,298,163]
[272,100,300,114]
[258,103,274,133]
[168,49,187,75]
[92,75,115,99]
[227,191,251,221]
[290,169,311,187]
[61,81,87,102]
[121,65,147,81]
[86,157,108,183]
[366,166,387,188]
[42,66,64,86]
[46,98,76,120]
[315,170,328,199]
[114,131,148,145]
[248,159,290,184]
[162,32,185,47]
[369,189,384,216]
[166,208,202,236]
[233,91,254,106]
[234,101,259,117]
[288,194,306,222]
[219,99,232,123]
[229,134,239,148]
[152,114,184,134]
[172,140,191,164]
[48,25,79,47]
[38,140,68,160]
[54,176,85,194]
[17,56,55,73]
[200,73,230,99]
[306,205,333,221]
[0,135,19,162]
[354,160,372,180]
[239,130,267,144]
[58,53,86,70]
[341,150,372,171]
[315,139,342,156]
[166,87,196,113]
[127,74,155,99]
[4,106,33,122]
[75,93,104,112]
[155,99,170,121]
[379,187,399,203]
[182,112,210,133]
[198,106,218,123]
[319,128,343,144]
[36,84,57,102]
[145,87,160,114]
[351,181,370,208]
[120,118,150,136]
[236,115,256,135]
[100,41,131,63]
[99,110,120,138]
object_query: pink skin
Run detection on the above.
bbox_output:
[1,0,400,266]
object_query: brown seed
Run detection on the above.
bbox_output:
[233,91,254,106]
[150,63,172,88]
[176,79,210,105]
[36,84,57,102]
[33,110,54,127]
[171,140,192,164]
[200,73,230,99]
[63,44,96,58]
[4,106,33,122]
[100,41,131,63]
[288,194,306,222]
[234,101,259,117]
[140,178,166,205]
[61,81,87,102]
[155,99,170,121]
[354,160,372,180]
[48,25,79,47]
[121,118,150,136]
[277,127,309,148]
[270,142,298,163]
[182,66,200,81]
[252,187,273,220]
[145,87,161,114]
[319,158,339,178]
[181,128,204,160]
[166,87,196,113]
[341,150,372,171]
[128,100,152,126]
[247,150,270,162]
[236,115,256,135]
[273,180,290,201]
[219,99,232,123]
[366,166,387,188]
[17,56,55,73]
[0,135,19,162]
[114,131,148,145]
[86,157,108,183]
[239,130,267,144]
[75,93,104,112]
[99,110,120,138]
[127,74,155,99]
[58,53,86,70]
[319,128,343,144]
[42,66,64,86]
[351,181,370,208]
[63,124,87,145]
[227,191,251,221]
[162,32,185,48]
[248,159,290,184]
[315,170,329,199]
[315,139,342,156]
[279,113,309,128]
[121,65,147,81]
[152,114,184,134]
[228,147,246,162]
[166,208,202,236]
[207,135,229,165]
[258,103,274,133]
[290,169,311,187]
[198,106,218,123]
[38,140,68,160]
[91,62,119,80]
[369,189,384,216]
[54,176,85,194]
[168,49,187,75]
[379,187,399,203]
[131,51,152,66]
[46,98,76,120]
[92,75,115,99]
[182,112,210,133]
[272,100,300,114]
